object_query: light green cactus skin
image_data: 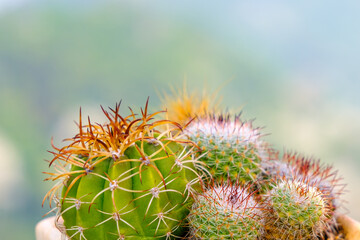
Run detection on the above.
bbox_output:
[188,185,263,240]
[265,179,327,240]
[60,140,196,240]
[186,116,263,184]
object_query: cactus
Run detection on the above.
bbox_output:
[264,177,331,240]
[187,181,265,240]
[282,153,346,238]
[185,114,267,184]
[43,101,204,240]
[262,152,345,235]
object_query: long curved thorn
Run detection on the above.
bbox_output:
[112,158,142,166]
[150,155,173,164]
[48,151,68,167]
[183,116,196,129]
[130,191,152,203]
[125,119,142,135]
[148,214,160,227]
[53,170,85,181]
[148,141,172,158]
[144,196,155,218]
[59,204,77,216]
[156,128,172,140]
[88,187,112,212]
[89,172,111,181]
[164,203,178,214]
[120,217,138,233]
[138,162,145,184]
[78,107,86,148]
[117,186,148,193]
[42,182,61,207]
[117,169,142,183]
[42,206,59,218]
[62,173,85,204]
[148,164,166,189]
[151,120,183,131]
[144,96,150,117]
[94,216,113,228]
[160,175,180,188]
[134,142,146,158]
[115,166,139,181]
[119,206,138,216]
[100,105,116,126]
[154,216,163,235]
[50,137,61,152]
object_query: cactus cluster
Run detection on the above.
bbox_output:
[43,88,346,240]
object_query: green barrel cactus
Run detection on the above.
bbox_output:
[185,114,266,184]
[43,101,203,239]
[187,181,265,240]
[264,177,331,240]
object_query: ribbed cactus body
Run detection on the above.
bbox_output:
[62,143,192,239]
[265,179,328,240]
[188,183,263,240]
[44,103,201,240]
[186,115,264,184]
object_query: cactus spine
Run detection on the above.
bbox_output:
[43,102,203,239]
[188,181,265,240]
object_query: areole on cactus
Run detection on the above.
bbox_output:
[43,100,205,239]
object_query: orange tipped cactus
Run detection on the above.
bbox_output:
[43,100,204,239]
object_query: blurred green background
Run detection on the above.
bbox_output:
[1,1,360,239]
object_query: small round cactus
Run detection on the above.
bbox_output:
[43,101,203,239]
[185,114,266,184]
[264,177,331,240]
[283,153,345,211]
[262,152,345,236]
[187,181,265,240]
[282,153,346,238]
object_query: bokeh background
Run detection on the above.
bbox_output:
[1,1,360,239]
